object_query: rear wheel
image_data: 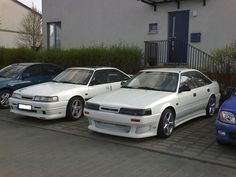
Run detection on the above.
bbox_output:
[66,97,84,120]
[206,96,216,118]
[158,108,175,138]
[0,89,12,109]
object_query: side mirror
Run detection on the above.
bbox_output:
[21,73,30,80]
[179,85,191,93]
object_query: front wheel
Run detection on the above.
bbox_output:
[0,89,12,109]
[157,108,175,138]
[206,96,216,118]
[66,97,84,120]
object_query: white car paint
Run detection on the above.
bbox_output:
[84,68,221,138]
[9,67,130,120]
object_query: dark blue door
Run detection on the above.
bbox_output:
[168,10,189,63]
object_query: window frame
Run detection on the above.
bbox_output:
[47,21,61,49]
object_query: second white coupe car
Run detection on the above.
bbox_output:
[84,68,221,138]
[9,67,130,120]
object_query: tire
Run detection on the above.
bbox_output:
[0,89,12,109]
[66,97,84,120]
[206,96,216,118]
[157,108,175,138]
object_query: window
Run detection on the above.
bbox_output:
[47,22,61,49]
[42,64,62,76]
[23,65,44,77]
[106,69,130,83]
[180,73,196,89]
[180,71,212,89]
[53,69,93,85]
[149,23,158,33]
[188,71,212,88]
[90,70,109,85]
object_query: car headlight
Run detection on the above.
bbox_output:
[119,108,152,116]
[219,111,236,124]
[11,93,21,99]
[34,96,59,102]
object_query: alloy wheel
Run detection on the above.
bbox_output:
[71,99,83,119]
[0,91,11,108]
[163,112,174,136]
[207,96,216,117]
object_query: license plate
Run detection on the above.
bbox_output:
[18,104,32,110]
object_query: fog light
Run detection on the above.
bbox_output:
[218,130,226,136]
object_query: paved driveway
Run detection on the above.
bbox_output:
[1,110,236,169]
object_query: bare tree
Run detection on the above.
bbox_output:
[17,6,42,50]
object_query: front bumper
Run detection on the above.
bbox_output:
[216,119,236,144]
[84,108,161,138]
[9,97,68,120]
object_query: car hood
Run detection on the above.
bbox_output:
[88,88,175,108]
[15,82,87,96]
[221,96,236,111]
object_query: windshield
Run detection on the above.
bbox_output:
[0,64,26,78]
[123,71,179,92]
[52,69,93,85]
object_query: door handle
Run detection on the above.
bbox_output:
[207,89,210,92]
[193,93,197,97]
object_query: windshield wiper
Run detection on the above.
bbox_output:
[136,87,160,91]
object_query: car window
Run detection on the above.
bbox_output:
[42,64,62,76]
[23,65,44,77]
[53,69,93,85]
[0,64,26,78]
[188,71,212,88]
[106,69,129,83]
[180,73,196,89]
[124,71,179,92]
[90,70,109,85]
[181,71,212,89]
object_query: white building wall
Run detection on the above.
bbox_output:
[43,0,236,54]
[0,0,30,48]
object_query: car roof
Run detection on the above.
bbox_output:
[11,63,59,66]
[67,67,119,71]
[141,68,199,74]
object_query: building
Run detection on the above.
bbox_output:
[0,0,37,48]
[42,0,236,67]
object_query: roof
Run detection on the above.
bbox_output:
[11,0,42,16]
[142,68,198,73]
[68,67,119,70]
[12,63,41,66]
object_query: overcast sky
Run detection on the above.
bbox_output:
[17,0,42,12]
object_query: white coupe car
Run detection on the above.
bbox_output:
[9,67,130,120]
[84,68,221,138]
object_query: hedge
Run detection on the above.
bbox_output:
[0,46,142,74]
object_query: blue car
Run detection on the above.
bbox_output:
[0,63,63,108]
[216,88,236,145]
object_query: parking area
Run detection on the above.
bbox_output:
[1,110,236,169]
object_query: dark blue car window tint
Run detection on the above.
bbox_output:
[23,65,44,77]
[0,64,26,78]
[42,65,62,76]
